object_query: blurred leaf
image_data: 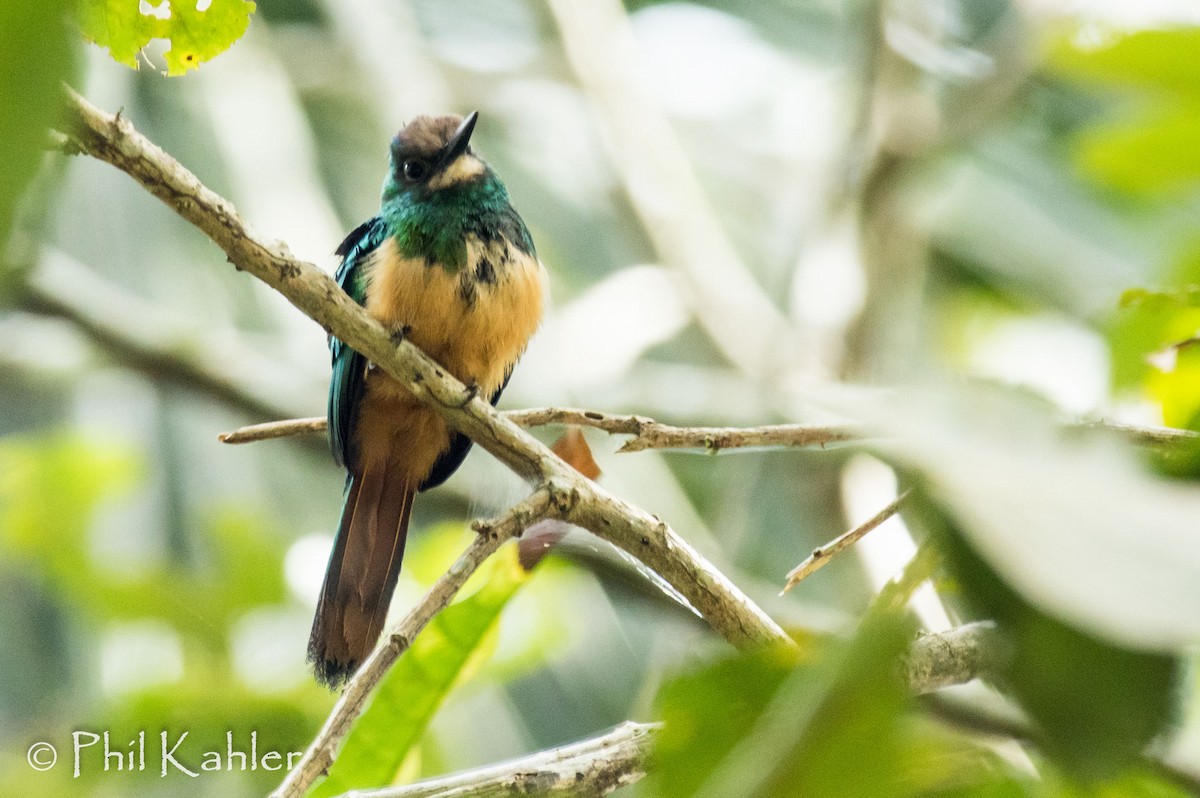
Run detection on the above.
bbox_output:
[1148,344,1200,431]
[0,0,75,244]
[311,531,528,797]
[1119,287,1200,309]
[1052,29,1200,196]
[1110,250,1200,433]
[646,617,914,798]
[1074,104,1200,196]
[855,384,1200,651]
[0,433,289,655]
[0,432,324,793]
[915,493,1180,779]
[1051,29,1200,95]
[0,432,139,560]
[79,0,255,75]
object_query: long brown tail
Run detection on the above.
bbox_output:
[308,464,414,688]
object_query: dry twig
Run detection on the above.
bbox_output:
[219,406,861,453]
[782,490,912,593]
[59,88,792,798]
[60,85,1200,798]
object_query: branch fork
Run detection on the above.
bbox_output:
[58,85,1164,798]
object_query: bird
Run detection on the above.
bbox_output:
[308,112,547,688]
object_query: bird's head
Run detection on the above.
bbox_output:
[381,111,486,203]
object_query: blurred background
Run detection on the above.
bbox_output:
[3,0,1200,795]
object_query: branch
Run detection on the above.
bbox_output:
[275,490,552,798]
[782,490,911,592]
[340,721,657,798]
[59,88,793,795]
[219,406,862,453]
[218,416,326,444]
[331,624,1014,798]
[900,622,1006,694]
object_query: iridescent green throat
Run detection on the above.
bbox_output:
[379,173,528,274]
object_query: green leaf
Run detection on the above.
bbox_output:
[646,617,915,798]
[856,384,1200,651]
[1050,29,1200,196]
[1074,103,1200,195]
[79,0,255,75]
[919,494,1180,779]
[0,432,139,563]
[1109,248,1200,428]
[0,0,76,244]
[1051,29,1200,95]
[310,529,529,797]
[845,385,1187,776]
[1118,286,1200,309]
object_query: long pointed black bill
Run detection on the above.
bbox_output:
[442,111,479,165]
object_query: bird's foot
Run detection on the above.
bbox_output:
[455,381,481,408]
[389,324,412,345]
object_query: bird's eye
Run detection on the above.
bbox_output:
[402,160,428,182]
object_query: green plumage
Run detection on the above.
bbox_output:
[312,111,542,688]
[327,155,535,473]
[381,169,535,273]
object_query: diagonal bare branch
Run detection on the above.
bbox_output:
[275,489,553,798]
[58,87,794,798]
[61,87,786,650]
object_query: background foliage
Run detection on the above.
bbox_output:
[3,0,1200,796]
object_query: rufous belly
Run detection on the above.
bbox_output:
[353,236,546,478]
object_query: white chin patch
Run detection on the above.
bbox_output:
[430,155,486,190]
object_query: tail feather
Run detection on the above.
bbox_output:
[308,465,414,688]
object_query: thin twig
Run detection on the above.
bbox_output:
[220,407,1194,456]
[614,421,861,454]
[219,406,861,453]
[60,88,794,798]
[1080,419,1198,447]
[782,490,912,593]
[341,721,658,798]
[218,416,326,443]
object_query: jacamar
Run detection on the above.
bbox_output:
[308,112,546,687]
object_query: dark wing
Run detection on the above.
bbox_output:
[328,217,388,468]
[419,367,512,491]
